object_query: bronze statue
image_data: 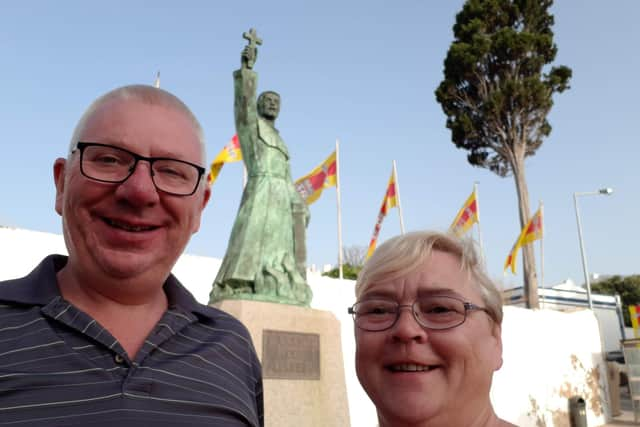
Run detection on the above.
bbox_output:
[209,29,312,306]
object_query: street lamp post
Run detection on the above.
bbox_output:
[573,188,613,309]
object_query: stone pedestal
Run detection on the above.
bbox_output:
[214,300,350,427]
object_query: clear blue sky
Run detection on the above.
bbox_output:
[1,1,638,289]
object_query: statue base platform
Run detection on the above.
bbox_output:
[213,299,350,427]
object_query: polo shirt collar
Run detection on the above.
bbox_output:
[0,254,211,319]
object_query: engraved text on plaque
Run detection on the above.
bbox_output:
[262,330,320,380]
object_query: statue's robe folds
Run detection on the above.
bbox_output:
[210,68,312,306]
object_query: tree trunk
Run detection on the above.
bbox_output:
[511,156,539,309]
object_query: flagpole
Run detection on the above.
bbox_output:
[335,139,344,279]
[539,200,545,308]
[392,160,406,234]
[474,181,486,266]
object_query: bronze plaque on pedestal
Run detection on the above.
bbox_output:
[262,330,320,380]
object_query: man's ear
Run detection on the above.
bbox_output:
[202,186,211,210]
[191,186,211,234]
[53,158,66,216]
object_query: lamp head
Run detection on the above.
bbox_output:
[599,188,613,195]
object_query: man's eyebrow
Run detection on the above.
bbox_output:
[79,137,122,145]
[82,140,188,160]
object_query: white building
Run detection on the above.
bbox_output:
[504,282,626,353]
[0,226,614,426]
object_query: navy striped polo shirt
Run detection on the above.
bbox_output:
[0,255,263,426]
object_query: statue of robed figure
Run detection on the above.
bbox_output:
[209,29,313,306]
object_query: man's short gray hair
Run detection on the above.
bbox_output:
[355,230,504,325]
[68,85,206,162]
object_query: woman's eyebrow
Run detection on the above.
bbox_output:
[417,287,464,298]
[361,287,466,300]
[360,290,395,299]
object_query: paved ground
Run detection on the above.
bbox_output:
[603,386,637,426]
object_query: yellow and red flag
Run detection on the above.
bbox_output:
[449,189,479,237]
[504,207,543,274]
[366,171,398,259]
[630,305,640,337]
[294,151,337,205]
[207,134,242,187]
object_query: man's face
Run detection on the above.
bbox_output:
[354,250,503,426]
[258,93,280,120]
[54,98,210,289]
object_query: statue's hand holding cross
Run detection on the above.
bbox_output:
[241,28,262,70]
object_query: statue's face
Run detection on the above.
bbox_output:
[258,93,280,120]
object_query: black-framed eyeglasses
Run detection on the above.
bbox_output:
[347,295,491,332]
[73,142,206,196]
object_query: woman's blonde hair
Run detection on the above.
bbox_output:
[355,230,503,324]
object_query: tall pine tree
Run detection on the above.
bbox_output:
[435,0,571,308]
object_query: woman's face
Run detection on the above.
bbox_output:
[354,250,503,426]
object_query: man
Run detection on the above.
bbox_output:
[0,85,263,426]
[210,30,312,306]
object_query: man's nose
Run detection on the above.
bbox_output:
[115,161,160,206]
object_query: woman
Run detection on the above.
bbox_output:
[349,230,515,426]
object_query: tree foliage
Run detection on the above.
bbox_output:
[435,0,571,308]
[343,245,367,268]
[435,0,571,176]
[591,275,640,327]
[322,264,362,280]
[322,246,367,280]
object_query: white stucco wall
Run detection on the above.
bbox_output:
[493,307,608,426]
[0,226,378,427]
[0,227,611,426]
